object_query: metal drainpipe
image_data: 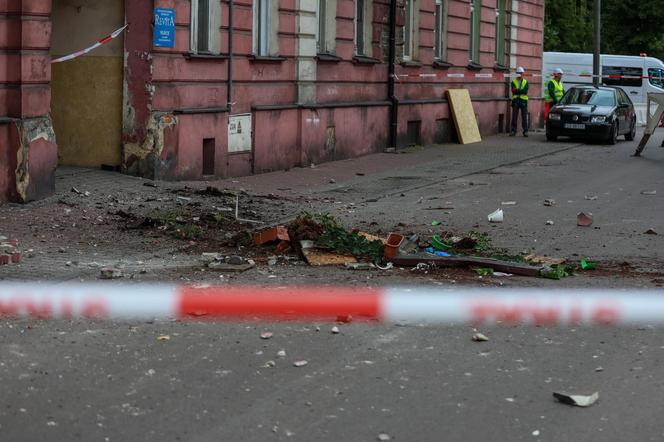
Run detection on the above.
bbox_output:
[227,0,234,113]
[387,0,398,149]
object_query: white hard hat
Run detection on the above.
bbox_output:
[516,66,525,74]
[554,68,564,75]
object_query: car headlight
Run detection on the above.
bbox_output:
[548,113,561,121]
[591,116,606,123]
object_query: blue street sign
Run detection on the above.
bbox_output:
[154,8,175,48]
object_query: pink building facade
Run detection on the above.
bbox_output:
[0,0,544,202]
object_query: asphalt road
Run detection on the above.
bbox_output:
[2,131,664,441]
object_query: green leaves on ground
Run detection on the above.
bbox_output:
[300,213,385,264]
[540,264,575,280]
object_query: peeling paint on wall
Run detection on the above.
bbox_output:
[15,117,56,202]
[123,112,177,179]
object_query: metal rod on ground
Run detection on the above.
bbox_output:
[234,193,262,224]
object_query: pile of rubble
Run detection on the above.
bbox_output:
[0,235,21,265]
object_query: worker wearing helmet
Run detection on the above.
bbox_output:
[544,68,565,122]
[510,66,529,137]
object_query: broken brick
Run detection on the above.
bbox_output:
[0,254,11,265]
[254,226,290,246]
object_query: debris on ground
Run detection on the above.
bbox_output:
[293,360,308,367]
[553,391,599,407]
[475,267,495,276]
[488,209,504,223]
[384,233,405,259]
[585,195,598,201]
[501,201,517,206]
[276,350,287,358]
[302,247,357,266]
[641,190,657,195]
[260,332,274,340]
[157,335,171,341]
[331,326,340,334]
[546,220,555,226]
[426,247,452,257]
[99,267,123,280]
[472,333,489,342]
[645,228,658,235]
[431,220,442,226]
[208,256,256,272]
[0,237,21,265]
[345,262,376,270]
[525,255,566,266]
[580,259,597,270]
[577,212,594,227]
[540,264,574,280]
[391,255,543,277]
[377,433,392,441]
[544,199,556,206]
[254,226,290,250]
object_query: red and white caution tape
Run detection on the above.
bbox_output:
[51,24,128,64]
[1,284,664,326]
[394,71,661,81]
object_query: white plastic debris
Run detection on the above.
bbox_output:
[472,333,489,342]
[331,326,340,334]
[293,360,308,367]
[553,391,599,407]
[488,209,504,223]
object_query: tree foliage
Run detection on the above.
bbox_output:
[544,0,664,61]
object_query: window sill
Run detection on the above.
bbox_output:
[352,55,381,65]
[249,55,287,63]
[433,60,453,69]
[401,60,422,67]
[467,62,484,71]
[184,53,229,60]
[493,63,509,72]
[316,53,342,63]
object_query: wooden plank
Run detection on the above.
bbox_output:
[389,254,543,277]
[446,89,482,145]
[302,248,358,266]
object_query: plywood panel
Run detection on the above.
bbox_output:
[51,56,123,167]
[446,89,482,145]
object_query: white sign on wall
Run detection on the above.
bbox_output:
[228,114,252,153]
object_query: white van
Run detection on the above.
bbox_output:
[543,52,664,124]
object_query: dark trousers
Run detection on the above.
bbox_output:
[511,100,528,134]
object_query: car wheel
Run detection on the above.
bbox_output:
[625,117,636,141]
[607,121,618,145]
[546,133,557,142]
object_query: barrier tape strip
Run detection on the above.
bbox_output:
[1,284,664,326]
[394,72,662,80]
[51,24,129,64]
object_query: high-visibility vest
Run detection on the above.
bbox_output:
[545,79,564,103]
[511,78,528,101]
